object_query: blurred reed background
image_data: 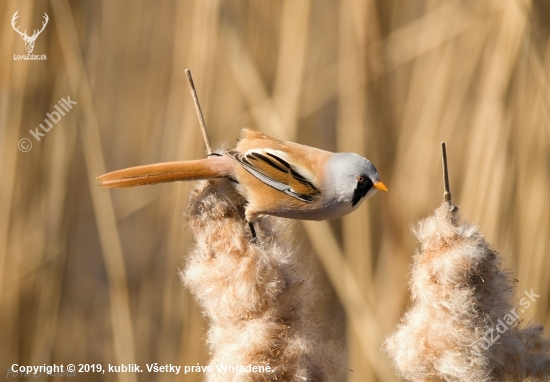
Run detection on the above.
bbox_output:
[1,0,549,381]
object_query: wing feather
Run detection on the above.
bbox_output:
[226,149,320,203]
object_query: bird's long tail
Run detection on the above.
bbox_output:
[97,156,234,188]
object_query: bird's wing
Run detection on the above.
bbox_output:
[226,148,320,203]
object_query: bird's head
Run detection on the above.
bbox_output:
[326,152,387,208]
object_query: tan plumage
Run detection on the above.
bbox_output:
[97,128,387,223]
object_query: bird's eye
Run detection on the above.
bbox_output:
[357,176,365,183]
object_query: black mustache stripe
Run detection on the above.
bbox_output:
[351,178,373,207]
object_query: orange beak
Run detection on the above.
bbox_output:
[373,181,388,192]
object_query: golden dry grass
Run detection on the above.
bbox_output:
[1,0,549,381]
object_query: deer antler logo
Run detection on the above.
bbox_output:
[11,11,49,54]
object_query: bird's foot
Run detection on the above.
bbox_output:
[248,222,257,243]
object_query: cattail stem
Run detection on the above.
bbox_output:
[441,142,452,204]
[185,69,213,156]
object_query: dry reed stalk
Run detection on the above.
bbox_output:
[51,2,137,379]
[337,2,375,380]
[459,0,528,241]
[0,0,33,365]
[160,1,219,376]
[511,30,550,328]
[272,0,310,141]
[29,73,77,367]
[182,179,346,382]
[385,202,550,381]
[220,7,284,138]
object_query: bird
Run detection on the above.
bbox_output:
[97,128,387,238]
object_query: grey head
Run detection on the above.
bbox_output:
[325,152,386,208]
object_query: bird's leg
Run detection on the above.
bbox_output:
[248,222,257,241]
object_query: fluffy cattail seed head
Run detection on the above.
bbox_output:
[182,179,346,381]
[385,203,550,382]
